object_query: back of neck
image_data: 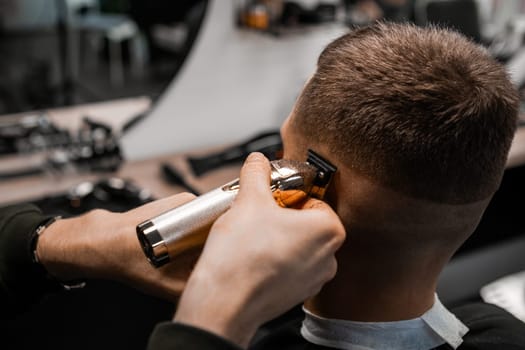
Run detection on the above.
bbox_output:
[304,247,442,322]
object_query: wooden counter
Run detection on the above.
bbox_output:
[0,97,239,206]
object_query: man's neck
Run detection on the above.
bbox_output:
[304,249,441,322]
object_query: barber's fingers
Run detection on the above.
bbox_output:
[299,198,344,231]
[299,198,343,229]
[236,152,274,204]
[299,197,330,210]
[296,197,346,249]
[306,256,339,298]
[125,192,196,222]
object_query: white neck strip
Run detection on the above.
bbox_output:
[301,295,468,350]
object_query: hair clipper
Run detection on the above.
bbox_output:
[136,150,337,267]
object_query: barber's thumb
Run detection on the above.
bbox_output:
[236,152,274,202]
[300,198,346,247]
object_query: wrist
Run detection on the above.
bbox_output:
[36,209,112,281]
[35,217,81,281]
[174,270,259,348]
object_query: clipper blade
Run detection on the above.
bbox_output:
[306,150,337,199]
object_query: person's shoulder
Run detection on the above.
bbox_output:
[451,302,525,350]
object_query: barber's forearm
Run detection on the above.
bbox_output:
[173,268,259,349]
[35,194,199,302]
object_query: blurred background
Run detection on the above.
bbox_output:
[0,0,208,113]
[2,0,525,117]
[2,1,525,349]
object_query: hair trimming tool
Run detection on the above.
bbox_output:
[137,150,337,267]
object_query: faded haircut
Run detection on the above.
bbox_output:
[292,22,519,204]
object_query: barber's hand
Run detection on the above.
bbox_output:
[174,153,346,348]
[36,192,198,301]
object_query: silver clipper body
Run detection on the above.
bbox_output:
[137,150,336,267]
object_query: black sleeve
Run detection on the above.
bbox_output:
[0,203,57,317]
[453,302,525,350]
[148,322,243,350]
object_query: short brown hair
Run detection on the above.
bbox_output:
[292,22,519,204]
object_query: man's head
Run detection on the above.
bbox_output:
[281,23,519,266]
[284,22,518,204]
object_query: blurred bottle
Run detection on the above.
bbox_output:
[245,2,270,30]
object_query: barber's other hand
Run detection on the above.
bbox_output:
[36,192,198,301]
[174,153,346,348]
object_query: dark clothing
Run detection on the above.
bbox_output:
[148,322,244,350]
[0,204,54,316]
[0,204,174,350]
[148,302,525,350]
[451,303,525,350]
[2,204,525,349]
